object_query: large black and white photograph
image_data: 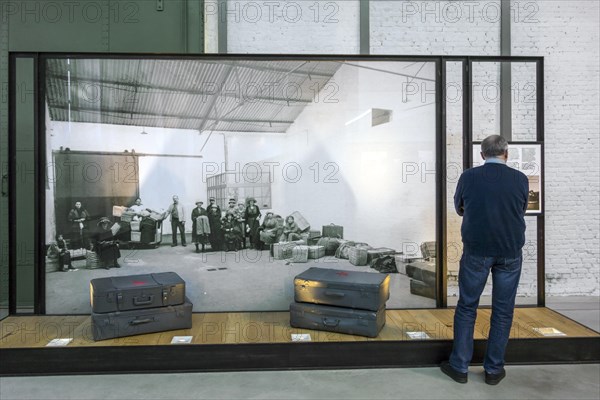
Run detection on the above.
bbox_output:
[43,57,438,314]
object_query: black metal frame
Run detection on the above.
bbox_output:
[464,57,546,306]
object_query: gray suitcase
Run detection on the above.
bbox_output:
[289,302,385,338]
[91,298,193,341]
[294,267,390,311]
[406,261,436,285]
[90,272,186,313]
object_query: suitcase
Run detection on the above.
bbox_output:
[273,242,292,260]
[420,241,436,259]
[308,245,325,259]
[131,231,142,242]
[90,272,186,313]
[349,246,368,266]
[290,211,310,232]
[290,245,309,263]
[294,267,390,311]
[121,211,135,222]
[406,261,436,285]
[112,205,126,217]
[410,279,436,299]
[290,302,385,338]
[148,210,166,221]
[322,223,343,239]
[366,248,397,263]
[91,298,193,341]
[130,220,141,231]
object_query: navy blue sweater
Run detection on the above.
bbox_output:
[454,162,529,258]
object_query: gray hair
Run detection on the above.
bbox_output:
[481,135,508,158]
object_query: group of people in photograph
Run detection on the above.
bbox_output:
[54,195,306,271]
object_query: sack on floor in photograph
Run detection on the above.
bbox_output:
[294,267,390,311]
[90,272,186,313]
[290,302,386,338]
[85,251,99,269]
[370,255,398,274]
[91,298,193,341]
[366,248,397,264]
[316,237,343,256]
[322,223,343,239]
[335,242,370,260]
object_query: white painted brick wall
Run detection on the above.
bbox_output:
[225,0,360,53]
[512,0,600,296]
[206,0,600,297]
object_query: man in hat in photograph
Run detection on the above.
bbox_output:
[191,200,209,253]
[165,195,186,247]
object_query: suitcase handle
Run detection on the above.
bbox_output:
[129,317,155,325]
[133,295,155,306]
[322,318,340,327]
[324,290,345,298]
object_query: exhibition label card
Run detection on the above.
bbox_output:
[291,334,312,342]
[46,338,73,347]
[171,336,194,344]
[532,327,566,337]
[406,331,430,340]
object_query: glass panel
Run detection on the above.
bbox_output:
[15,57,36,313]
[445,61,464,304]
[43,57,438,313]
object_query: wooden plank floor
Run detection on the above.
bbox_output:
[0,307,597,349]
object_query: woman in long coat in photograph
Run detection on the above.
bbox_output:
[191,200,209,253]
[67,201,90,249]
[245,197,261,249]
[206,197,223,251]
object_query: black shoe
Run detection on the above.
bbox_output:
[114,263,121,268]
[440,361,468,384]
[182,243,187,247]
[485,369,506,385]
[171,244,177,247]
[195,248,200,253]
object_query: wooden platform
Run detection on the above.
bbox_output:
[1,307,598,375]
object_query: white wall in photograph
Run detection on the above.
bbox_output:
[226,62,437,252]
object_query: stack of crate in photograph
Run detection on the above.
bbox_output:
[89,272,192,341]
[290,267,390,338]
[406,242,436,299]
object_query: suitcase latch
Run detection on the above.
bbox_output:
[162,289,168,303]
[116,293,123,303]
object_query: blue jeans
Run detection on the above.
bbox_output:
[449,251,522,374]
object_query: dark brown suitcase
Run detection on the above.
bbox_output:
[294,267,390,311]
[90,272,185,313]
[91,298,193,341]
[322,223,343,239]
[290,302,385,338]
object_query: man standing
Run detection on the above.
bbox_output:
[441,135,529,385]
[166,195,186,247]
